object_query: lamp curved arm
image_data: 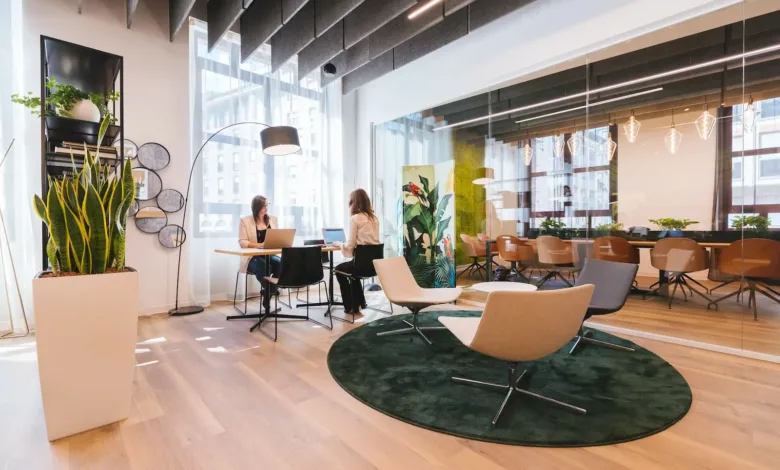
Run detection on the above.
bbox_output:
[173,121,269,312]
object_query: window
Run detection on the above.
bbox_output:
[217,178,224,196]
[233,152,240,170]
[733,160,743,180]
[217,155,224,172]
[233,176,240,193]
[759,155,780,178]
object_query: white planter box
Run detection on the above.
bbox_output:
[33,269,139,441]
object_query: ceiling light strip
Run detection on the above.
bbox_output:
[435,43,780,131]
[514,87,663,124]
[408,0,443,20]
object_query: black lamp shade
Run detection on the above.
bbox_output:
[261,125,301,156]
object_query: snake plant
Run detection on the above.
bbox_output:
[32,117,135,275]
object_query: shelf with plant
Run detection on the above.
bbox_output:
[12,77,120,123]
[648,218,699,231]
[540,217,566,233]
[594,221,625,234]
[731,215,769,232]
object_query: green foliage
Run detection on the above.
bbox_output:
[648,218,699,230]
[403,175,455,288]
[11,77,120,123]
[540,217,565,231]
[731,215,769,232]
[595,222,625,232]
[32,116,135,275]
[453,141,485,265]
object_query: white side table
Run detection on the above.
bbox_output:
[471,282,538,293]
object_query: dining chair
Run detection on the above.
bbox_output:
[535,236,579,288]
[495,235,534,282]
[458,234,488,279]
[649,238,710,308]
[333,243,392,323]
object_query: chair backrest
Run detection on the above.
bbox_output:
[304,239,329,263]
[470,285,594,362]
[536,235,574,265]
[275,246,325,288]
[575,259,638,314]
[495,235,534,262]
[592,236,640,264]
[372,257,422,303]
[476,233,489,242]
[353,244,384,278]
[459,234,480,257]
[718,238,780,279]
[650,238,708,272]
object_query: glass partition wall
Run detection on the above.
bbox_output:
[373,6,780,359]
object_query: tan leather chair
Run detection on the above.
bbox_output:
[439,285,595,426]
[458,234,490,279]
[495,235,535,281]
[708,238,780,320]
[592,236,640,264]
[373,257,463,345]
[535,236,579,288]
[649,238,710,308]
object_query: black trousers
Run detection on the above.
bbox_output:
[335,261,366,313]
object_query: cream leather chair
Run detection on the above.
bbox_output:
[373,257,463,345]
[439,284,594,425]
[535,235,580,288]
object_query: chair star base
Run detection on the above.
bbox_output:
[569,328,635,355]
[452,363,586,426]
[376,309,445,345]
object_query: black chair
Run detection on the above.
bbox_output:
[569,259,638,354]
[232,269,262,315]
[264,246,333,339]
[332,243,392,323]
[296,239,328,303]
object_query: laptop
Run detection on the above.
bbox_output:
[262,228,296,249]
[322,228,346,245]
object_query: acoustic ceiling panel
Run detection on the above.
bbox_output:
[368,1,443,60]
[343,49,393,94]
[270,1,316,72]
[298,21,344,78]
[343,0,417,49]
[445,0,475,15]
[127,0,139,28]
[314,0,364,36]
[283,0,309,22]
[393,7,468,69]
[170,0,198,41]
[241,0,283,62]
[321,37,370,86]
[207,0,246,51]
[469,0,534,31]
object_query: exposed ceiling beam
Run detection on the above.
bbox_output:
[127,0,140,28]
[367,0,443,60]
[170,0,199,41]
[207,0,250,52]
[270,1,316,72]
[283,0,309,23]
[321,37,369,86]
[241,0,283,62]
[344,0,417,49]
[314,0,365,36]
[298,20,344,77]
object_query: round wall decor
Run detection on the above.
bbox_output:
[113,138,138,160]
[135,207,168,234]
[128,199,140,217]
[137,142,170,170]
[159,225,186,248]
[133,167,162,201]
[157,189,185,213]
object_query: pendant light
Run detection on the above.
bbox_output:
[553,132,566,159]
[743,95,760,132]
[473,167,495,185]
[605,114,617,161]
[623,110,641,143]
[566,128,583,157]
[664,110,683,154]
[523,137,534,167]
[694,100,716,140]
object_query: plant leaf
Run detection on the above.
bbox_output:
[84,183,109,273]
[33,195,48,223]
[46,184,71,272]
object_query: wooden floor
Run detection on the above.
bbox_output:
[1,294,780,470]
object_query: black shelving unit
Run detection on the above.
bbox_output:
[39,36,124,270]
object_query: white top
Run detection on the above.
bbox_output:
[342,213,380,257]
[471,282,538,293]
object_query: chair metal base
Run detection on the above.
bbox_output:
[457,257,486,279]
[376,308,445,345]
[708,279,780,320]
[536,270,574,288]
[569,327,635,355]
[646,273,710,309]
[452,363,586,426]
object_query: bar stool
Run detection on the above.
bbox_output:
[495,235,534,282]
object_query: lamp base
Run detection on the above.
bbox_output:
[169,306,205,316]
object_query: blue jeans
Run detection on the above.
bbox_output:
[247,255,281,286]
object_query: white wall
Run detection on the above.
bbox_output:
[22,0,191,315]
[349,0,745,191]
[618,111,717,277]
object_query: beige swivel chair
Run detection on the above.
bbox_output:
[495,235,535,281]
[535,235,579,288]
[649,238,710,309]
[373,257,463,345]
[439,285,595,426]
[458,234,489,279]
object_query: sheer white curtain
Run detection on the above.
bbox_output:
[0,0,36,334]
[187,21,344,305]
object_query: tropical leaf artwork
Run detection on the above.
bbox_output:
[402,171,456,288]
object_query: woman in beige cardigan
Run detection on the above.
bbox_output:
[239,195,280,309]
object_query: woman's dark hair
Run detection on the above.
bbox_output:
[251,195,271,228]
[349,189,376,221]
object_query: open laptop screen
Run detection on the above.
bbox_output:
[322,228,346,244]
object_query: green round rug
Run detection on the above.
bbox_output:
[327,311,692,447]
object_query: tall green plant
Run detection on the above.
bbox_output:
[32,117,135,275]
[648,218,698,230]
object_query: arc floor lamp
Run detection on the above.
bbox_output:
[169,122,301,316]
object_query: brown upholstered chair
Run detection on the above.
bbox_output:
[592,236,640,264]
[708,238,780,320]
[495,235,535,281]
[458,234,490,279]
[476,233,489,243]
[535,236,579,288]
[649,238,710,308]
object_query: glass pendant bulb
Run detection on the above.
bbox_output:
[664,121,683,154]
[694,106,716,140]
[523,140,534,167]
[553,134,565,159]
[622,112,641,143]
[606,132,618,161]
[566,131,583,157]
[743,96,760,132]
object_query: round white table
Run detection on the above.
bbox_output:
[470,282,538,293]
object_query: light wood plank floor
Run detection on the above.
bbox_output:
[1,297,779,470]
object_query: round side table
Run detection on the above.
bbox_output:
[471,282,538,293]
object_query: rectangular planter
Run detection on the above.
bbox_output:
[33,269,139,441]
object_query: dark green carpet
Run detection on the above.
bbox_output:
[327,311,692,447]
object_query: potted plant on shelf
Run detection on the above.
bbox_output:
[648,217,699,237]
[594,221,625,236]
[540,217,566,236]
[731,215,770,233]
[11,77,119,123]
[31,117,137,441]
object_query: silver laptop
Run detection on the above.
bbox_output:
[263,228,296,249]
[322,228,346,245]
